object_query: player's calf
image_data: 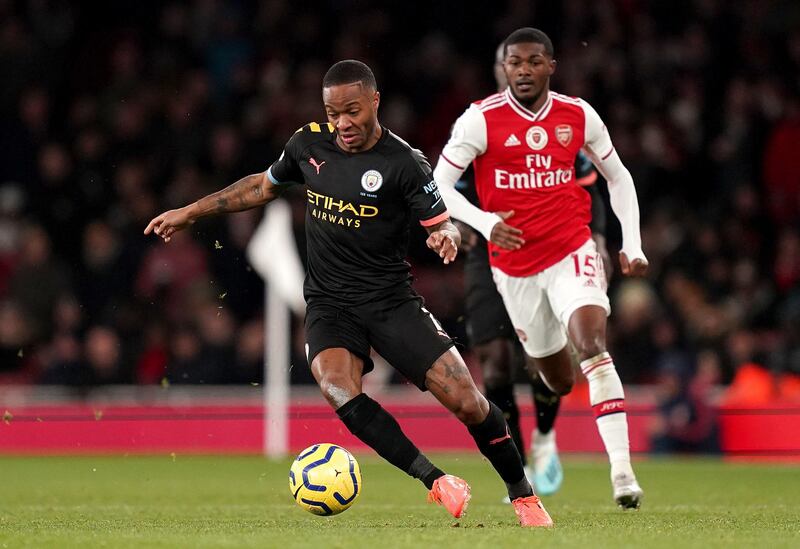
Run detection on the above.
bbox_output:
[450,391,488,425]
[336,393,445,490]
[484,381,525,468]
[579,351,644,508]
[531,349,575,396]
[427,349,536,502]
[480,340,526,460]
[467,399,535,502]
[425,349,489,425]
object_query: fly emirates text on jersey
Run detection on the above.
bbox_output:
[494,154,575,190]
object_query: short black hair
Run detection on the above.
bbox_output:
[503,27,554,57]
[322,60,377,90]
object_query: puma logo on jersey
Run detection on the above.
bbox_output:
[309,157,326,175]
[504,134,521,147]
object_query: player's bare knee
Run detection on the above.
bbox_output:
[572,336,606,363]
[482,366,512,390]
[318,373,359,409]
[548,370,575,396]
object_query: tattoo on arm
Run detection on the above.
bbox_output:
[199,173,277,216]
[427,378,451,394]
[425,354,469,396]
[442,357,465,381]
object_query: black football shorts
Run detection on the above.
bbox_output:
[464,242,516,345]
[304,292,455,391]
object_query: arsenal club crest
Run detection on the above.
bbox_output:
[555,124,573,147]
[525,126,548,151]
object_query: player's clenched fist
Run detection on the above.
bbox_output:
[619,252,649,277]
[426,231,459,265]
[489,210,525,250]
[144,205,195,242]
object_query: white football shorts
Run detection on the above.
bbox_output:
[491,238,610,358]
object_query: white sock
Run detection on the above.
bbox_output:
[580,352,633,479]
[532,429,556,470]
[533,428,555,454]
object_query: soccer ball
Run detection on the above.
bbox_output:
[289,443,361,516]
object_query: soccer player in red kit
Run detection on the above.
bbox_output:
[434,28,647,509]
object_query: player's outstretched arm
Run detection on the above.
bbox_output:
[144,171,281,242]
[580,99,648,277]
[594,153,649,278]
[434,105,521,247]
[425,219,461,265]
[593,151,648,277]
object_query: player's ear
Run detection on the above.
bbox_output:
[373,90,380,111]
[549,58,557,75]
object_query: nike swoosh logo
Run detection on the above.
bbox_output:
[430,197,443,209]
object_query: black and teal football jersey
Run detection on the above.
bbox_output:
[268,123,449,305]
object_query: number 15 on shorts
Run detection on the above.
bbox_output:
[571,252,605,288]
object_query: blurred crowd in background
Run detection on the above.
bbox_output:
[0,0,799,433]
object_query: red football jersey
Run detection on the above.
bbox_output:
[438,89,615,276]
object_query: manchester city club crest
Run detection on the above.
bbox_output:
[555,124,573,146]
[361,169,383,192]
[525,126,548,150]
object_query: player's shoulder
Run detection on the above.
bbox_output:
[550,92,603,120]
[471,91,509,112]
[549,91,589,111]
[288,122,337,148]
[450,96,493,135]
[383,130,432,174]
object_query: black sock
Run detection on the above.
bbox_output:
[336,393,444,489]
[531,374,560,434]
[408,454,443,489]
[467,401,533,499]
[485,384,526,466]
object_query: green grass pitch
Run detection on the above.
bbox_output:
[0,455,798,548]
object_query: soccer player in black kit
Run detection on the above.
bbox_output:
[145,60,553,527]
